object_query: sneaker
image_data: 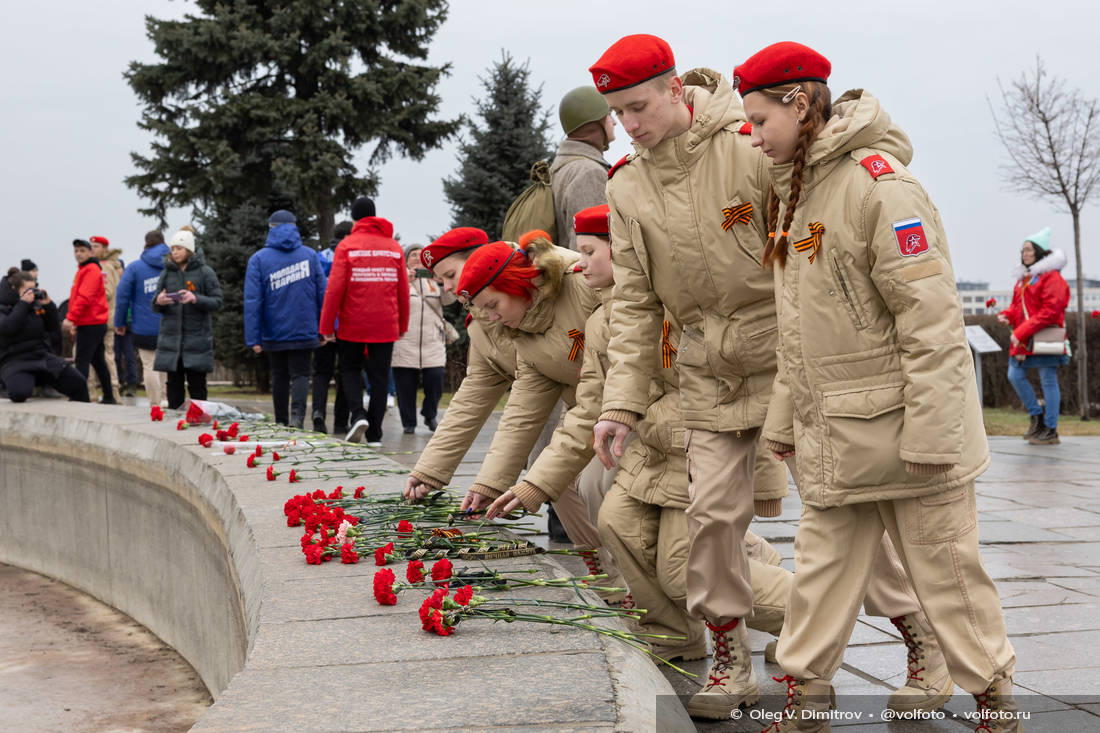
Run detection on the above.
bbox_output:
[312,416,327,434]
[425,416,438,432]
[387,394,395,408]
[365,441,383,448]
[1023,413,1044,440]
[1028,426,1060,445]
[345,419,368,443]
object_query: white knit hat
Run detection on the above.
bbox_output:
[170,228,196,253]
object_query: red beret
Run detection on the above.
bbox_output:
[573,204,610,237]
[733,42,831,97]
[421,227,488,271]
[590,34,675,93]
[89,235,109,246]
[456,241,518,301]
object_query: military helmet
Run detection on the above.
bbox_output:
[558,86,610,134]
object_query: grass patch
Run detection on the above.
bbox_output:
[983,407,1100,436]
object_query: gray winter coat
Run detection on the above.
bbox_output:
[550,139,611,250]
[152,249,223,373]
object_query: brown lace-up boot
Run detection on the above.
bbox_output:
[761,676,836,732]
[685,618,758,719]
[887,613,954,712]
[974,675,1024,732]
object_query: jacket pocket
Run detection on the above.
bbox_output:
[675,325,707,368]
[720,302,778,377]
[721,195,765,266]
[821,382,908,489]
[830,254,867,330]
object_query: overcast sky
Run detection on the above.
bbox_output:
[3,0,1098,301]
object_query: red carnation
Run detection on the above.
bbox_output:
[985,297,997,308]
[454,585,474,606]
[419,587,446,625]
[150,406,164,421]
[328,486,343,500]
[286,510,301,527]
[176,419,187,430]
[340,542,360,564]
[426,609,455,636]
[212,420,218,430]
[353,486,365,499]
[1092,309,1100,318]
[227,422,239,438]
[345,516,359,526]
[311,489,325,500]
[288,469,299,483]
[272,451,281,461]
[397,520,414,537]
[185,402,204,424]
[215,430,229,442]
[238,434,248,442]
[431,558,453,584]
[246,454,257,468]
[406,560,425,583]
[198,433,214,448]
[303,544,324,565]
[374,542,397,566]
[266,466,277,481]
[223,445,236,455]
[254,445,263,457]
[373,569,397,605]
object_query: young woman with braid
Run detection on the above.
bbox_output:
[735,42,1020,732]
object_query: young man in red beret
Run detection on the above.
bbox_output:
[588,33,780,719]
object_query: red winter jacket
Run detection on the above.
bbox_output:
[319,217,410,343]
[999,250,1070,357]
[67,259,109,326]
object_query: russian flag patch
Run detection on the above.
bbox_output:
[893,217,929,257]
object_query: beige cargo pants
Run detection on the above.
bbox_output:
[776,481,1016,694]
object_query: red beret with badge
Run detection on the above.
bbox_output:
[455,241,519,301]
[590,34,675,94]
[733,41,831,97]
[573,204,611,237]
[420,227,488,271]
[89,235,109,246]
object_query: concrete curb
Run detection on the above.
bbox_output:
[0,402,690,731]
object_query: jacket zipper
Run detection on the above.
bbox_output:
[831,255,866,330]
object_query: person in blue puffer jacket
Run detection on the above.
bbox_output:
[244,209,327,427]
[115,230,170,406]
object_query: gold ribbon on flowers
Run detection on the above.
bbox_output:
[793,222,825,264]
[721,202,753,231]
[661,320,677,368]
[567,329,585,362]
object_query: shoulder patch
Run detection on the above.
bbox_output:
[859,154,894,179]
[607,154,632,180]
[738,122,752,135]
[464,312,473,328]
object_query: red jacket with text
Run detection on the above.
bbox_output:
[67,259,109,326]
[319,217,410,343]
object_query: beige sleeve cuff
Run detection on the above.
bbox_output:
[468,483,503,501]
[410,470,445,490]
[904,462,955,477]
[511,481,550,513]
[765,439,794,455]
[598,409,640,431]
[754,498,783,518]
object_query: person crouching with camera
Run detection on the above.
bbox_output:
[1,267,89,403]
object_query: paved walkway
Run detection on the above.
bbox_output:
[90,393,1100,729]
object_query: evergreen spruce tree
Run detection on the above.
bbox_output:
[125,0,458,244]
[442,52,554,239]
[125,1,458,386]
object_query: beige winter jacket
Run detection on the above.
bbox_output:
[468,241,598,499]
[392,275,454,370]
[101,249,123,322]
[550,139,611,250]
[409,316,515,489]
[760,90,989,509]
[601,69,776,433]
[517,292,789,513]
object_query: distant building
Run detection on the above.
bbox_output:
[956,277,1100,316]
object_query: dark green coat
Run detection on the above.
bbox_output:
[152,249,223,373]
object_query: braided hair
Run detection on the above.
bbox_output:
[760,81,832,268]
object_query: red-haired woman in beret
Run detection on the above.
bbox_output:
[735,42,1018,729]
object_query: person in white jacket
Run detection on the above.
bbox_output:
[391,244,456,434]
